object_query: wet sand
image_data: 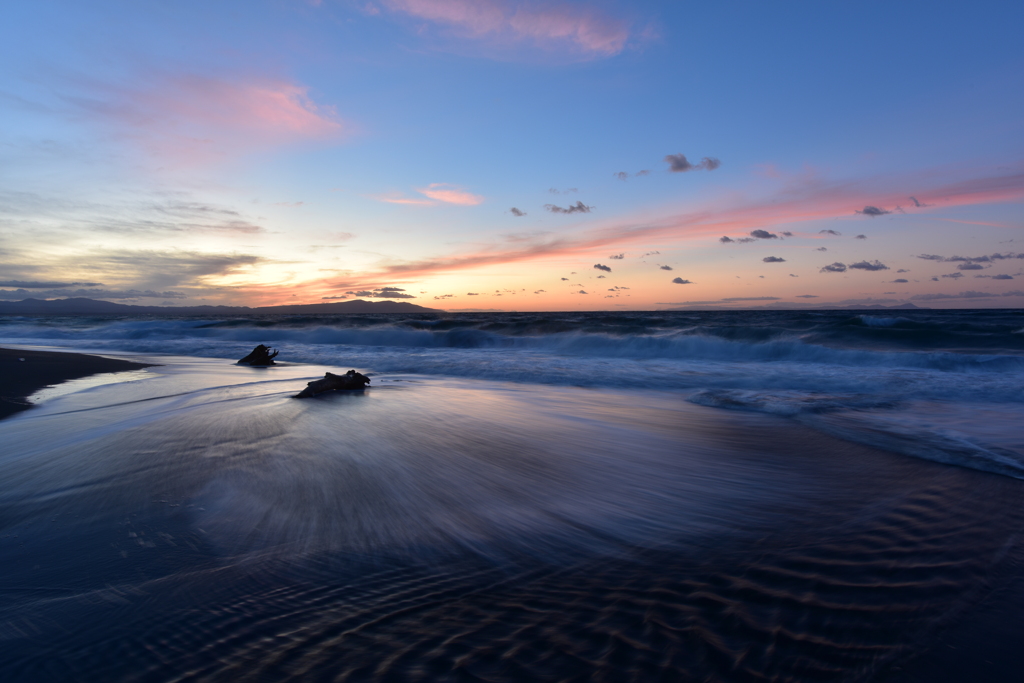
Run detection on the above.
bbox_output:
[1,354,1023,681]
[0,347,156,420]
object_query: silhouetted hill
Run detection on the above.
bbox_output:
[0,297,443,316]
[841,303,922,310]
[667,302,925,311]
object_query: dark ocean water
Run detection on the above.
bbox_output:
[3,309,1023,477]
[1,309,1023,681]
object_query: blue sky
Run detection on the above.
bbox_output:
[2,0,1023,309]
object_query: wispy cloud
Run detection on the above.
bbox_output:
[416,183,485,205]
[0,280,103,288]
[910,290,1024,301]
[917,252,1024,263]
[0,191,268,236]
[371,184,484,206]
[378,0,633,58]
[70,73,347,166]
[370,193,435,206]
[0,288,187,301]
[0,248,265,303]
[937,218,1017,228]
[314,165,1024,291]
[88,250,264,290]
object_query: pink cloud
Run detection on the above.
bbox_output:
[937,218,1018,228]
[416,183,484,205]
[322,166,1024,289]
[368,192,435,206]
[369,184,484,206]
[909,172,1024,209]
[380,0,631,56]
[81,74,346,166]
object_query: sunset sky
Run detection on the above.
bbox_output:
[2,0,1023,310]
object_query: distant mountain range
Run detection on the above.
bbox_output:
[825,303,923,310]
[0,297,444,316]
[0,297,932,316]
[666,302,925,311]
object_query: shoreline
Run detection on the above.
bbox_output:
[0,347,157,420]
[0,348,1021,680]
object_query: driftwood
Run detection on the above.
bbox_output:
[295,370,371,398]
[237,344,279,366]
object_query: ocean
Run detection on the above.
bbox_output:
[1,309,1023,681]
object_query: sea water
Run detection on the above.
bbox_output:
[1,309,1023,681]
[3,309,1022,478]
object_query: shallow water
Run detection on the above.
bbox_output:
[1,356,1023,681]
[2,309,1022,480]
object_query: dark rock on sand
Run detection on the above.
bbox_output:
[295,370,371,398]
[237,344,278,366]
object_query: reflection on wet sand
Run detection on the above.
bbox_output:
[0,359,1022,681]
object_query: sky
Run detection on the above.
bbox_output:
[1,0,1023,311]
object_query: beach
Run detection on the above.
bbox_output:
[1,310,1023,681]
[0,347,155,420]
[6,0,1022,677]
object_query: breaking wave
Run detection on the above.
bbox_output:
[2,309,1023,481]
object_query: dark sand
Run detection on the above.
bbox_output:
[0,347,156,420]
[1,351,1022,681]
